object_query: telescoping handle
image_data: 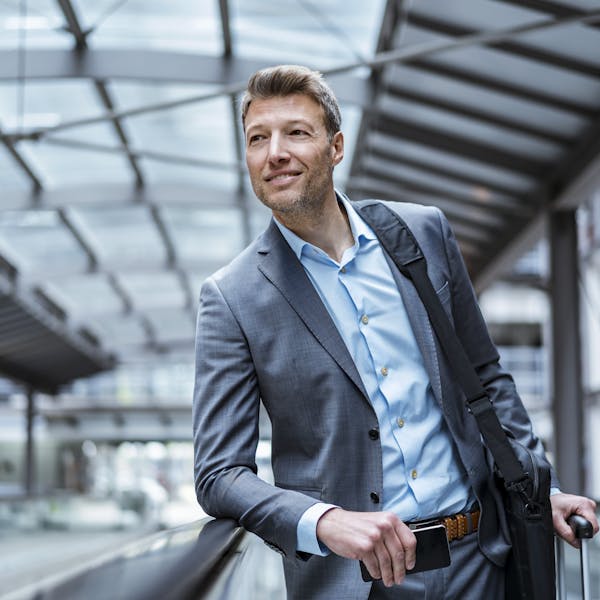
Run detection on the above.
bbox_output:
[556,515,594,600]
[567,514,594,539]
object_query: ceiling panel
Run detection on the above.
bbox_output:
[120,271,187,311]
[384,64,588,140]
[122,95,235,165]
[416,35,600,111]
[48,273,125,316]
[231,0,386,67]
[0,209,88,274]
[378,95,566,162]
[365,133,539,195]
[73,205,167,266]
[145,307,194,344]
[0,144,31,192]
[74,0,222,53]
[0,2,69,49]
[162,206,244,265]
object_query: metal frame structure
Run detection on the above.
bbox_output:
[0,2,599,489]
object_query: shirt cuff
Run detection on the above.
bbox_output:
[550,487,561,496]
[296,502,338,556]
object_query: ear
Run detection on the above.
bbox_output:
[331,131,344,166]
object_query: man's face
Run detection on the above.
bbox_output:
[244,94,344,223]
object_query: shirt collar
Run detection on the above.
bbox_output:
[274,191,377,260]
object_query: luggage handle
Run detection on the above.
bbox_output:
[568,514,594,539]
[559,514,593,600]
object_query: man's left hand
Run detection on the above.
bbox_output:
[551,492,599,548]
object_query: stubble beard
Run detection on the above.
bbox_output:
[252,159,334,227]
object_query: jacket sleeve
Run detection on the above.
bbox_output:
[192,275,319,558]
[435,208,559,489]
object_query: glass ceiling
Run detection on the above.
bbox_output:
[1,0,599,399]
[0,0,387,396]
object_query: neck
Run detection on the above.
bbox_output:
[274,193,354,262]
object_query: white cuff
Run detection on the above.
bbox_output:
[296,502,338,556]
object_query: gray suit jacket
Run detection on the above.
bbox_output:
[192,200,556,600]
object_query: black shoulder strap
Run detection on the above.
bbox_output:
[356,201,528,488]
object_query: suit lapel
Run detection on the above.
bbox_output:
[256,221,369,400]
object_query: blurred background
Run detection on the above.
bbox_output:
[1,1,599,598]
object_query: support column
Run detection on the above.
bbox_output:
[24,388,35,496]
[549,210,585,494]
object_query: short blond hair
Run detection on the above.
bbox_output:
[241,65,342,141]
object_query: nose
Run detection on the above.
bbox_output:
[267,133,290,164]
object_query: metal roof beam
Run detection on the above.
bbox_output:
[27,260,226,280]
[55,0,89,50]
[10,182,251,210]
[148,205,177,267]
[37,136,244,173]
[218,0,233,57]
[366,110,549,177]
[347,0,406,185]
[93,80,145,186]
[359,157,531,216]
[404,59,596,118]
[475,116,600,289]
[384,83,572,145]
[407,12,600,79]
[105,272,158,350]
[0,133,43,191]
[229,93,253,247]
[3,10,598,140]
[356,172,511,230]
[57,207,100,271]
[495,0,600,30]
[349,177,504,233]
[365,144,533,199]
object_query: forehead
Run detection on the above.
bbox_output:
[244,94,326,130]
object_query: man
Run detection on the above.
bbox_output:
[193,65,598,599]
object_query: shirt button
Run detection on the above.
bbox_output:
[411,469,418,480]
[340,266,346,273]
[368,428,379,440]
[361,315,369,325]
[370,492,380,504]
[397,418,405,428]
[380,367,388,376]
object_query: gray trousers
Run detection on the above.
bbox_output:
[368,533,504,600]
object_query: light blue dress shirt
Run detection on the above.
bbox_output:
[274,197,476,556]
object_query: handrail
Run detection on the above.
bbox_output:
[26,518,246,600]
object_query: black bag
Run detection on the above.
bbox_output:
[500,438,555,600]
[357,201,556,600]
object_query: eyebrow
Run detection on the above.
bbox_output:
[245,118,318,137]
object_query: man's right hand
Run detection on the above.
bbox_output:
[316,507,416,587]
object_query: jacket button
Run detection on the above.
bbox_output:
[368,429,379,440]
[370,492,380,504]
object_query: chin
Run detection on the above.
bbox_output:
[259,190,303,213]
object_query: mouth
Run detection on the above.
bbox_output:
[265,171,302,183]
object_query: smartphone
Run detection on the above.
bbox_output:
[360,524,451,582]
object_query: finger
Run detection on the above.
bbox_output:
[381,533,406,586]
[396,524,417,571]
[552,510,576,545]
[362,551,382,582]
[373,542,396,587]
